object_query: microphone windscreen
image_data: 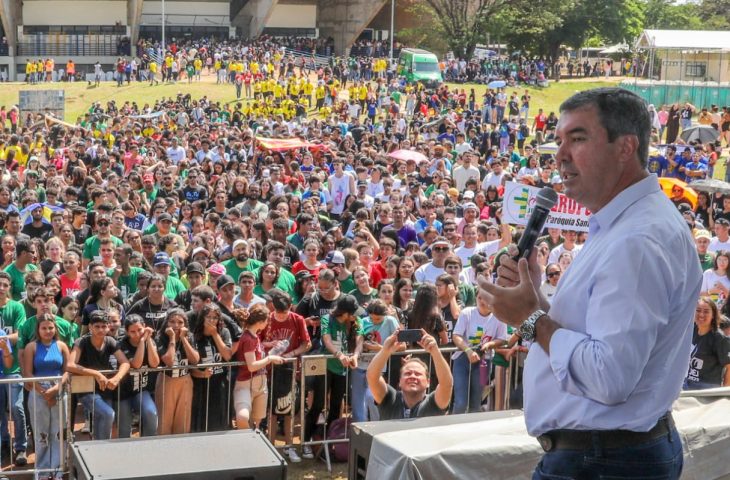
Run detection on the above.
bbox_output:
[535,187,558,210]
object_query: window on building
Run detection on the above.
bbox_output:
[685,62,707,78]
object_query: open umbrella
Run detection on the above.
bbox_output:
[658,178,697,208]
[687,178,730,195]
[680,125,720,144]
[388,149,428,163]
[538,142,558,154]
[487,80,506,89]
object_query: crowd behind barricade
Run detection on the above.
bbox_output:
[1,34,729,473]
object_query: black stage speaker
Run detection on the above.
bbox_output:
[348,410,522,480]
[71,430,286,480]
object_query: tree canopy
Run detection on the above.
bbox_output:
[409,0,728,59]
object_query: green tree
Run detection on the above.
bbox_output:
[423,0,514,59]
[643,0,702,29]
[541,0,645,60]
[396,2,449,56]
[494,0,644,60]
[696,0,730,29]
[492,0,575,57]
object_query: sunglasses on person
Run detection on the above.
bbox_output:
[433,246,450,252]
[547,271,561,278]
[97,221,110,227]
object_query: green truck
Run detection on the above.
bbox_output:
[397,48,442,86]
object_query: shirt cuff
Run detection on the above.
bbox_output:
[548,327,588,389]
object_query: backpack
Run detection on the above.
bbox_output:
[327,417,351,462]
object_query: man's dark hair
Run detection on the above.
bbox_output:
[559,87,650,168]
[141,234,157,246]
[191,285,215,302]
[15,238,32,256]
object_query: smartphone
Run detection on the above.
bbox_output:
[397,329,423,343]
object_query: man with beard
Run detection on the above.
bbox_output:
[20,205,52,238]
[82,214,123,269]
[222,240,263,284]
[238,183,269,218]
[156,169,179,198]
[180,168,208,202]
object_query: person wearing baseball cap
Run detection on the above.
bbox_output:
[694,230,715,272]
[145,212,175,241]
[174,261,208,310]
[222,239,263,284]
[325,250,356,293]
[153,252,186,300]
[355,179,375,209]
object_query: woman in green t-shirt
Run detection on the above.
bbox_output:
[348,266,377,308]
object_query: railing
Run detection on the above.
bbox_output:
[0,44,8,57]
[0,345,524,477]
[298,346,520,472]
[283,47,330,69]
[0,375,67,478]
[17,35,125,57]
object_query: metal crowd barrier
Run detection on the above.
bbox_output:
[0,375,66,479]
[298,346,519,472]
[0,347,523,476]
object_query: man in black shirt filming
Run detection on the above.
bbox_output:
[367,329,452,420]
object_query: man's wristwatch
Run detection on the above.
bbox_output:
[519,309,547,342]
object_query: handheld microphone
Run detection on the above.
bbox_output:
[515,187,559,260]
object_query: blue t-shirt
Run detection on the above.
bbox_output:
[647,155,668,177]
[359,315,400,371]
[124,213,147,231]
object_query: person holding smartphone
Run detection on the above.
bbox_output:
[366,328,452,420]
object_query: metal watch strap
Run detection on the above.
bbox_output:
[520,309,547,342]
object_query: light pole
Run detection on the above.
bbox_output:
[161,0,166,52]
[389,0,394,60]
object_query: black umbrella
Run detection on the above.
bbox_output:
[680,125,720,144]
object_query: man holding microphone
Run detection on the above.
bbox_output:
[480,88,701,479]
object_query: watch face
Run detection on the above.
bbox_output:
[520,322,535,342]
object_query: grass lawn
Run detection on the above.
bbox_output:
[0,76,623,124]
[445,79,622,118]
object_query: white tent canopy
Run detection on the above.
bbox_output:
[637,29,730,51]
[600,43,630,54]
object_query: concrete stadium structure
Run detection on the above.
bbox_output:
[0,0,390,79]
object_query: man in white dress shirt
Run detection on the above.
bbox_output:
[481,88,700,479]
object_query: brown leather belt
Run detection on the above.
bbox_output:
[537,413,675,453]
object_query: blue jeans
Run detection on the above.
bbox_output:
[28,389,64,477]
[533,427,683,479]
[452,354,482,414]
[351,368,376,423]
[117,391,158,438]
[79,393,115,440]
[0,374,27,452]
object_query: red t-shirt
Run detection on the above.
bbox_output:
[236,330,265,382]
[60,273,81,298]
[291,261,323,280]
[534,113,547,131]
[369,263,385,288]
[259,311,311,355]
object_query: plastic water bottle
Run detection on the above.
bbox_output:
[268,339,289,356]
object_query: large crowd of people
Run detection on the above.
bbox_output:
[0,34,728,475]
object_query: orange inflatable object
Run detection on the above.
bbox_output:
[658,177,697,209]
